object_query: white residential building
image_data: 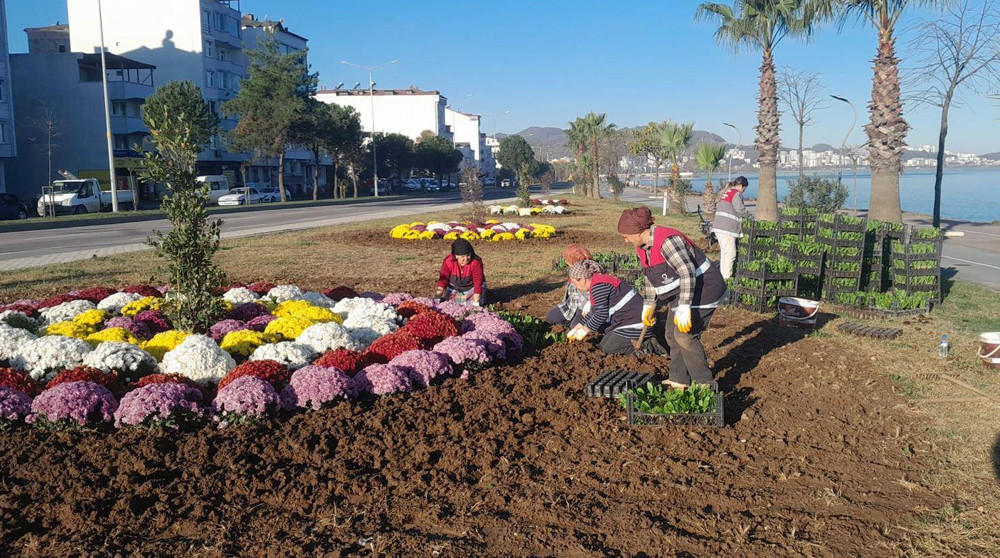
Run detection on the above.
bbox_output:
[445,107,494,178]
[316,87,452,143]
[486,136,501,169]
[0,0,15,193]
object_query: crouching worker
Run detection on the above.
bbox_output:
[435,238,485,306]
[617,206,727,387]
[565,260,664,355]
[545,243,593,328]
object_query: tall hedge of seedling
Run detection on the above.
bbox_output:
[140,81,226,332]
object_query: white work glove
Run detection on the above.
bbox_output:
[641,304,656,327]
[673,304,692,334]
[581,301,592,317]
[567,325,589,342]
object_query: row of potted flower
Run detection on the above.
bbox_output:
[488,205,569,216]
[0,286,522,430]
[389,221,557,241]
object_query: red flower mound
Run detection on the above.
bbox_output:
[395,300,434,320]
[38,293,80,309]
[314,349,366,376]
[401,311,459,346]
[218,360,292,391]
[247,281,276,296]
[74,287,117,304]
[323,286,359,301]
[0,367,40,397]
[363,331,425,364]
[1,303,38,318]
[122,284,163,298]
[129,373,208,397]
[47,366,119,392]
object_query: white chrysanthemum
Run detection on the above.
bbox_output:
[346,327,381,350]
[222,287,260,305]
[518,208,533,217]
[488,205,503,215]
[344,313,398,350]
[297,322,357,354]
[97,292,143,315]
[160,334,236,385]
[83,341,158,381]
[501,222,520,230]
[0,310,39,333]
[11,335,92,381]
[249,341,315,370]
[0,323,37,363]
[265,285,304,304]
[426,221,449,231]
[503,206,519,215]
[335,297,399,324]
[40,300,97,325]
[300,291,337,308]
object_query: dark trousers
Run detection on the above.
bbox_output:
[599,331,668,356]
[545,307,583,328]
[654,306,716,385]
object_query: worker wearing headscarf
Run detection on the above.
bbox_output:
[435,238,485,306]
[545,244,592,328]
[617,207,726,387]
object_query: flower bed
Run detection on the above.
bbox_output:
[487,204,569,216]
[389,221,557,241]
[0,284,524,430]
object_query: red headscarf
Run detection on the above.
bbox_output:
[617,207,654,234]
[561,244,592,266]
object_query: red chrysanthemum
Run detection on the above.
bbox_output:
[401,311,459,346]
[0,367,40,397]
[247,281,276,296]
[363,331,425,364]
[122,284,163,298]
[74,287,117,304]
[217,359,292,391]
[323,286,359,301]
[0,303,38,318]
[396,300,434,320]
[47,366,119,392]
[129,373,208,397]
[38,293,80,309]
[314,348,367,376]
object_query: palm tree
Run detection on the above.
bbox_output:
[696,0,811,221]
[695,143,728,216]
[580,112,616,199]
[564,118,589,196]
[660,121,695,213]
[809,0,941,223]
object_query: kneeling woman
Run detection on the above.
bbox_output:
[566,260,662,355]
[435,238,485,306]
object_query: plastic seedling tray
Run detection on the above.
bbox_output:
[586,370,655,398]
[624,379,724,427]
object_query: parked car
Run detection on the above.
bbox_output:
[218,187,265,206]
[196,175,230,205]
[37,178,135,215]
[483,177,496,187]
[423,178,441,192]
[0,193,29,220]
[256,186,291,202]
[500,179,511,188]
[440,180,455,192]
[404,179,423,191]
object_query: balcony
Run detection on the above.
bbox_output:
[108,80,153,101]
[110,115,148,136]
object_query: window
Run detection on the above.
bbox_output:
[220,71,231,91]
[204,40,214,58]
[209,135,220,149]
[0,79,4,101]
[218,47,231,62]
[114,135,128,151]
[208,100,218,114]
[213,12,224,31]
[112,101,126,116]
[205,70,216,88]
[202,9,211,28]
[0,122,7,143]
[58,44,66,53]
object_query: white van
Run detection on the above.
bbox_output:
[196,175,231,205]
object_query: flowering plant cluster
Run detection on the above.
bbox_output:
[114,382,207,429]
[390,220,557,241]
[218,359,292,390]
[47,365,120,392]
[488,203,569,216]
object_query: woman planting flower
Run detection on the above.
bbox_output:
[546,244,592,330]
[435,239,486,306]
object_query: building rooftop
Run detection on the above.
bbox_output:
[24,23,69,32]
[241,14,308,42]
[317,86,442,97]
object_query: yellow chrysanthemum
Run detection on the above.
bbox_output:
[443,231,460,240]
[480,229,495,239]
[272,300,341,323]
[121,296,162,317]
[220,330,273,360]
[403,230,422,240]
[460,231,480,241]
[530,207,542,214]
[143,330,191,361]
[86,327,141,348]
[492,232,515,242]
[419,230,437,240]
[264,315,317,340]
[390,224,412,239]
[533,230,553,239]
[43,321,96,339]
[530,224,557,235]
[72,309,109,328]
[485,219,500,225]
[515,229,531,240]
[219,299,236,313]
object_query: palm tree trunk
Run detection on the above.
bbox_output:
[333,158,339,199]
[932,90,953,228]
[653,164,659,195]
[866,34,907,223]
[703,171,716,217]
[755,52,780,221]
[277,151,287,202]
[591,140,601,199]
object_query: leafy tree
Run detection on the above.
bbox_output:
[139,81,224,332]
[369,133,414,189]
[695,143,727,216]
[784,175,848,213]
[696,0,813,221]
[660,121,695,214]
[608,174,627,201]
[326,104,363,199]
[414,134,463,186]
[629,121,668,193]
[497,135,536,188]
[580,112,616,199]
[564,119,590,195]
[225,35,316,202]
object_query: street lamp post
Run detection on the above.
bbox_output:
[830,95,858,214]
[97,0,118,212]
[722,122,741,184]
[340,59,398,197]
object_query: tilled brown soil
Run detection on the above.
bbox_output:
[0,306,940,557]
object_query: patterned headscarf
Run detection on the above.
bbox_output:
[568,259,604,280]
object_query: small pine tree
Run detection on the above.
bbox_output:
[460,165,485,222]
[784,175,848,213]
[607,174,626,202]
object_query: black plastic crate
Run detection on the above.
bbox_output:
[586,370,655,398]
[624,380,725,427]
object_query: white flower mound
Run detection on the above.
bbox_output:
[297,322,357,354]
[222,287,260,305]
[488,205,503,215]
[518,207,533,217]
[40,300,97,325]
[160,334,236,385]
[0,310,39,333]
[265,285,304,304]
[250,341,316,370]
[97,292,143,315]
[11,335,92,381]
[343,313,398,350]
[83,341,158,380]
[300,291,337,308]
[0,323,37,363]
[334,297,399,323]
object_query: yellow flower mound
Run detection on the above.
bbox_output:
[121,296,162,317]
[220,330,273,360]
[143,330,191,361]
[43,321,96,339]
[265,315,317,340]
[272,300,341,323]
[402,230,422,240]
[492,232,516,242]
[219,299,236,313]
[443,231,460,240]
[485,219,500,225]
[86,327,141,348]
[72,309,109,328]
[480,229,495,239]
[514,229,532,240]
[418,230,438,240]
[530,207,543,215]
[390,224,412,239]
[460,231,480,241]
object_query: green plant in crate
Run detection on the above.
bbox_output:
[619,382,716,415]
[840,215,864,227]
[870,289,932,311]
[894,258,937,270]
[908,242,939,255]
[837,231,864,242]
[895,274,937,286]
[494,310,566,346]
[834,261,861,272]
[915,227,942,240]
[835,291,869,307]
[817,226,835,239]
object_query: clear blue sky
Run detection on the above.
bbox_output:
[7,0,999,153]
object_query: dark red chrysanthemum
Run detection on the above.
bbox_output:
[38,293,80,309]
[247,281,276,296]
[401,311,459,346]
[363,331,425,364]
[47,366,119,392]
[128,373,208,397]
[0,367,41,397]
[217,359,292,391]
[122,285,163,298]
[0,303,38,318]
[395,300,434,320]
[314,349,366,376]
[74,287,117,304]
[323,286,359,301]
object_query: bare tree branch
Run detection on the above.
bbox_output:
[778,66,829,176]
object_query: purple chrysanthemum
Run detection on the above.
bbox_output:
[435,301,482,321]
[381,292,413,306]
[461,314,523,352]
[114,382,206,428]
[461,331,507,360]
[27,381,118,426]
[133,310,172,333]
[104,317,153,340]
[213,376,281,424]
[224,302,271,322]
[432,337,492,366]
[347,363,412,398]
[389,350,452,388]
[279,365,350,410]
[210,319,248,342]
[246,314,277,332]
[359,291,384,302]
[0,386,32,423]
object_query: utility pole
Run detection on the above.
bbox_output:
[98,0,118,211]
[341,59,398,197]
[831,95,857,214]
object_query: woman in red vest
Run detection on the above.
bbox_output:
[565,260,664,355]
[617,207,727,387]
[435,238,485,306]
